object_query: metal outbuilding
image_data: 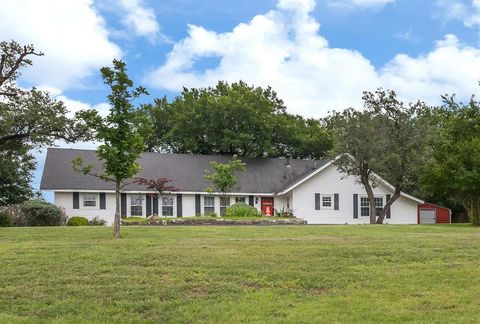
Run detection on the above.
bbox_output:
[418,203,452,224]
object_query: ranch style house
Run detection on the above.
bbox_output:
[40,148,425,224]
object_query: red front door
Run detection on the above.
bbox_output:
[261,198,274,216]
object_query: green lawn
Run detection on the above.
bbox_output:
[1,225,479,323]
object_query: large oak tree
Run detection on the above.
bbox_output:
[327,89,431,224]
[0,40,95,205]
[144,81,331,159]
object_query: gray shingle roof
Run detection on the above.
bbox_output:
[40,148,328,193]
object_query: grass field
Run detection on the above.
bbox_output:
[1,225,479,323]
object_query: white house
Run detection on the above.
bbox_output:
[40,148,424,224]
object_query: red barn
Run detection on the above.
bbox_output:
[418,203,451,224]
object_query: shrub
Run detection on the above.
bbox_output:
[88,216,106,226]
[20,200,67,226]
[122,217,147,225]
[0,211,11,227]
[274,207,295,218]
[225,203,262,217]
[67,216,89,226]
[147,215,162,225]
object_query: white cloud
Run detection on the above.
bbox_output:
[436,0,480,27]
[328,0,395,9]
[380,35,480,103]
[145,0,480,117]
[0,0,121,90]
[145,0,380,116]
[116,0,162,41]
[57,95,111,119]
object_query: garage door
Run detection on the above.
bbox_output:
[419,209,436,224]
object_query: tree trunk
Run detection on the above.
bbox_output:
[360,163,376,224]
[465,199,480,226]
[114,182,121,238]
[377,187,401,224]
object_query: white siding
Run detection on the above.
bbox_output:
[55,192,116,225]
[291,164,418,224]
[274,195,289,213]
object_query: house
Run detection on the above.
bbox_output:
[40,148,424,224]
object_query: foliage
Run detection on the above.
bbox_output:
[19,200,67,226]
[0,211,11,227]
[1,225,480,322]
[67,216,89,226]
[421,94,480,225]
[133,177,178,197]
[205,155,246,195]
[72,59,152,238]
[147,215,163,225]
[274,207,295,218]
[0,40,97,206]
[144,80,332,159]
[326,89,432,224]
[88,216,106,226]
[225,203,262,217]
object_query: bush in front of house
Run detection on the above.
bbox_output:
[88,216,106,226]
[274,207,295,218]
[20,200,67,226]
[0,211,11,227]
[225,203,262,217]
[67,216,89,226]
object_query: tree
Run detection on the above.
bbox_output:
[0,40,96,206]
[144,81,331,159]
[421,94,480,225]
[133,177,178,217]
[327,89,431,224]
[204,156,246,216]
[73,59,152,238]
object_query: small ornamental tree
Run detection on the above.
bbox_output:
[204,156,246,215]
[72,59,152,238]
[133,177,179,215]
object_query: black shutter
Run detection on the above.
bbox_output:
[195,194,201,216]
[248,195,254,206]
[315,193,320,210]
[386,194,391,219]
[73,192,79,209]
[153,196,158,215]
[353,194,358,218]
[121,193,127,217]
[99,193,106,209]
[146,195,151,216]
[177,194,183,217]
[334,194,339,210]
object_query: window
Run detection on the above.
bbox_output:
[204,196,215,216]
[375,197,383,217]
[235,197,246,204]
[360,197,384,217]
[360,197,370,217]
[130,194,143,216]
[321,194,333,209]
[83,193,97,207]
[220,197,230,216]
[162,196,174,217]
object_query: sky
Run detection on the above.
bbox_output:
[1,0,480,200]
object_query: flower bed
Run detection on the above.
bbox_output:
[123,216,307,226]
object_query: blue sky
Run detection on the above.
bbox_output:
[1,0,480,200]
